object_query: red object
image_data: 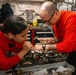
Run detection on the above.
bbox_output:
[31,29,35,45]
[52,10,76,53]
[0,31,22,70]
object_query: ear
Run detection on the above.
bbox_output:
[54,11,59,16]
[8,33,14,39]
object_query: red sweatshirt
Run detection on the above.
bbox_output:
[52,10,76,53]
[0,31,22,70]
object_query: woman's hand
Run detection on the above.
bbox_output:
[23,41,34,52]
[17,41,34,59]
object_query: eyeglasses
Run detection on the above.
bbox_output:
[42,11,55,24]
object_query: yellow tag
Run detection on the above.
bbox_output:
[33,20,37,27]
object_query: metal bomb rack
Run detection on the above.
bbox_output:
[0,47,74,75]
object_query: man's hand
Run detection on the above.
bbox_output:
[34,43,56,51]
[37,37,58,44]
[37,38,51,44]
[33,43,51,50]
[34,43,43,50]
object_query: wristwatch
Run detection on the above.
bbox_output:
[42,44,46,50]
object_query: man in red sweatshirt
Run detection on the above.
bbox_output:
[34,1,76,75]
[0,15,34,70]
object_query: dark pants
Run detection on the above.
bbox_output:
[66,52,76,75]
